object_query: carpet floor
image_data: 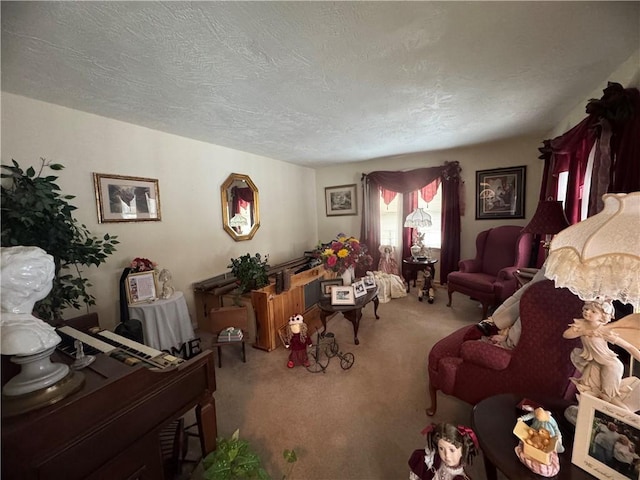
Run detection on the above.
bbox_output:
[184,284,503,480]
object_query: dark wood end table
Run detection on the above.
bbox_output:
[471,393,593,480]
[318,287,379,345]
[402,257,438,293]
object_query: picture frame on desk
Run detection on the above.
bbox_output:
[319,278,344,298]
[572,392,640,478]
[331,285,355,305]
[352,279,367,298]
[126,271,159,304]
[363,276,376,290]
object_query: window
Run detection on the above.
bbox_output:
[378,184,442,249]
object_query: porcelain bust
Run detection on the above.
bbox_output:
[0,246,61,355]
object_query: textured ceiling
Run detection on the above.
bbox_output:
[2,2,638,167]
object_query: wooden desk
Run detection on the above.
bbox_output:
[318,287,379,345]
[472,393,592,480]
[402,258,438,292]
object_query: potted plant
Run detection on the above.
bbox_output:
[201,429,297,480]
[228,253,270,294]
[1,158,119,322]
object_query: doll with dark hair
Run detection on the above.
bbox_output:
[409,423,479,480]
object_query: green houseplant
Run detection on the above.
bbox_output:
[1,158,119,321]
[228,253,270,294]
[202,429,297,480]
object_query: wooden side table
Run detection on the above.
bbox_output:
[318,287,379,345]
[471,393,592,480]
[402,258,438,293]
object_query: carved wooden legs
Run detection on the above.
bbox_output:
[426,383,438,416]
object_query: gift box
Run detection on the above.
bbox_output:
[217,327,244,342]
[513,420,557,465]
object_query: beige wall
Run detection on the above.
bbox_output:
[1,93,318,330]
[315,135,544,263]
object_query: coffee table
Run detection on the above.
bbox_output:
[471,393,594,480]
[318,287,379,345]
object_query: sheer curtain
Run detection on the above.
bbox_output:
[360,161,462,284]
[538,82,640,220]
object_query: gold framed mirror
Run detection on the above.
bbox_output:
[221,173,260,241]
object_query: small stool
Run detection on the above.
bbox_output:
[211,330,248,368]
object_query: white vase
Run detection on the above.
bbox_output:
[341,266,355,286]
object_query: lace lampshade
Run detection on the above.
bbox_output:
[228,213,248,227]
[404,207,432,228]
[544,192,640,309]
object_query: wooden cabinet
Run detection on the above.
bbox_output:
[251,268,326,351]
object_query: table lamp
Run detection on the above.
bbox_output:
[229,213,248,227]
[522,199,570,259]
[544,192,640,412]
[404,207,432,259]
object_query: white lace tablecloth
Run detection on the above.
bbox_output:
[128,291,195,351]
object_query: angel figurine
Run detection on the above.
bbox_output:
[563,301,640,411]
[158,268,175,299]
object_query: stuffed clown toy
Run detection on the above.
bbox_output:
[283,313,312,368]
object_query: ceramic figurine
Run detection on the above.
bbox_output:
[283,314,312,368]
[378,245,400,275]
[518,407,564,453]
[409,422,478,480]
[158,268,175,299]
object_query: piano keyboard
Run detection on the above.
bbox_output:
[57,326,184,369]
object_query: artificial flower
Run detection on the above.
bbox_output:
[130,257,157,272]
[316,233,372,274]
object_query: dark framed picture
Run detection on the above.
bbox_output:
[319,278,344,298]
[126,271,158,304]
[331,286,355,305]
[325,184,357,216]
[475,166,526,219]
[572,392,640,479]
[93,173,161,223]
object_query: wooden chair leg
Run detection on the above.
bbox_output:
[216,346,222,368]
[241,342,246,362]
[481,303,489,320]
[447,288,453,307]
[426,383,438,416]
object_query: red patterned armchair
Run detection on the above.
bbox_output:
[426,279,582,416]
[447,225,532,319]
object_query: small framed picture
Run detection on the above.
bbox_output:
[331,286,355,305]
[325,184,357,216]
[320,278,344,298]
[93,173,161,223]
[475,166,526,219]
[572,392,640,479]
[126,271,159,304]
[352,279,367,298]
[363,276,376,290]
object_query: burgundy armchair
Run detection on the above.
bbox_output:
[426,279,583,416]
[447,225,532,319]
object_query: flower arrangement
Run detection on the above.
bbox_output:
[317,233,373,274]
[130,257,157,272]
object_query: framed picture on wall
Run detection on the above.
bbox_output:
[93,173,161,223]
[325,184,357,216]
[475,166,526,219]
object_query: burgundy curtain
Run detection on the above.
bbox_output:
[538,83,640,220]
[360,161,462,283]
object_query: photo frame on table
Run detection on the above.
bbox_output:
[320,278,344,298]
[126,271,159,304]
[331,286,355,305]
[475,166,526,220]
[325,184,357,216]
[572,392,640,479]
[93,173,161,223]
[352,279,367,298]
[363,276,376,290]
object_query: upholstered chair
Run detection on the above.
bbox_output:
[425,279,582,416]
[447,225,532,319]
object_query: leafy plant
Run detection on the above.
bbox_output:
[202,430,298,480]
[1,158,119,321]
[228,253,270,294]
[202,429,268,480]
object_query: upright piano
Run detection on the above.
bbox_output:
[1,314,217,480]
